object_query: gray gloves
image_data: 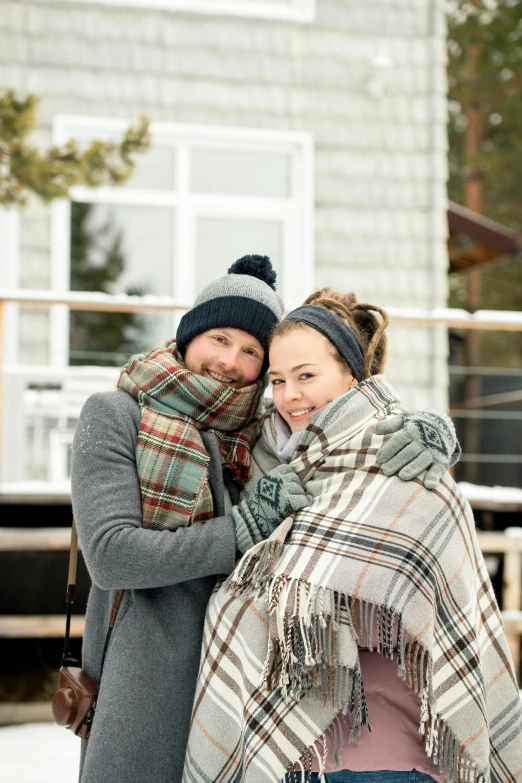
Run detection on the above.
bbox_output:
[233,464,308,554]
[375,411,461,490]
[232,410,460,555]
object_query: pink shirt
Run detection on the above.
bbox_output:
[311,652,444,781]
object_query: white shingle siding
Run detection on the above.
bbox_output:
[1,0,449,410]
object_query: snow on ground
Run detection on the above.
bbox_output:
[0,722,80,783]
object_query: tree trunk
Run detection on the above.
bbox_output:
[463,43,483,484]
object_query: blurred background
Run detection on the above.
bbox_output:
[0,0,521,771]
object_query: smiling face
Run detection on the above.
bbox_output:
[184,327,264,389]
[269,326,358,432]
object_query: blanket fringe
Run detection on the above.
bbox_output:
[227,532,283,595]
[234,571,488,783]
[419,701,486,783]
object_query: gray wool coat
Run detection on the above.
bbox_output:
[71,391,240,783]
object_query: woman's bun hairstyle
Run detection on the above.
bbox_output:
[272,288,388,379]
[303,288,389,377]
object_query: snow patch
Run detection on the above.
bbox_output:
[458,481,522,506]
[0,722,80,782]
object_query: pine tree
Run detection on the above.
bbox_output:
[0,90,150,206]
[447,1,522,366]
[69,202,146,366]
[0,89,152,365]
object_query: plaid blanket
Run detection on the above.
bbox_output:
[118,340,265,529]
[183,375,522,783]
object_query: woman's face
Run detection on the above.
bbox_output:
[269,326,358,433]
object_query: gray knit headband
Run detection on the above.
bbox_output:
[285,304,365,381]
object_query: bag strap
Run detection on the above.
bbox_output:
[62,516,123,670]
[99,588,124,675]
[62,516,80,666]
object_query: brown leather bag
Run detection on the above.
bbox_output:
[52,518,123,738]
[52,666,98,739]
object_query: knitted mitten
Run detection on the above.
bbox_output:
[233,465,308,554]
[375,410,461,490]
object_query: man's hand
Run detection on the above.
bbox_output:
[233,465,308,554]
[375,411,461,490]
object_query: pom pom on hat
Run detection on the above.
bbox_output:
[228,255,277,291]
[176,253,284,376]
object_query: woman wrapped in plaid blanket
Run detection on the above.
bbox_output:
[183,289,522,783]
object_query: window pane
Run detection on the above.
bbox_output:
[195,217,282,294]
[122,147,175,191]
[18,309,50,365]
[17,202,52,365]
[69,202,174,366]
[191,149,291,198]
[19,201,51,289]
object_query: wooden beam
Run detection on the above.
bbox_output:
[471,499,522,512]
[0,528,73,552]
[501,610,522,635]
[3,290,522,331]
[0,616,85,638]
[0,702,53,725]
[503,539,522,672]
[0,531,520,555]
[477,532,522,553]
[448,244,500,273]
[0,487,72,504]
[0,289,192,313]
[448,201,520,261]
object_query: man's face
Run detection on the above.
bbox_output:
[184,328,265,389]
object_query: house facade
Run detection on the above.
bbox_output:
[0,0,449,488]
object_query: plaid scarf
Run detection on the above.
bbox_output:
[183,376,522,783]
[117,340,265,529]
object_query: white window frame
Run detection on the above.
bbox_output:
[34,0,315,22]
[51,116,314,368]
[0,206,20,365]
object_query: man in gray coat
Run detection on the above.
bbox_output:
[72,255,460,783]
[73,256,310,783]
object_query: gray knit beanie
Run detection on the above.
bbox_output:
[176,255,284,376]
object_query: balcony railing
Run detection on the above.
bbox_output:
[1,365,120,488]
[2,289,522,493]
[450,366,522,488]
